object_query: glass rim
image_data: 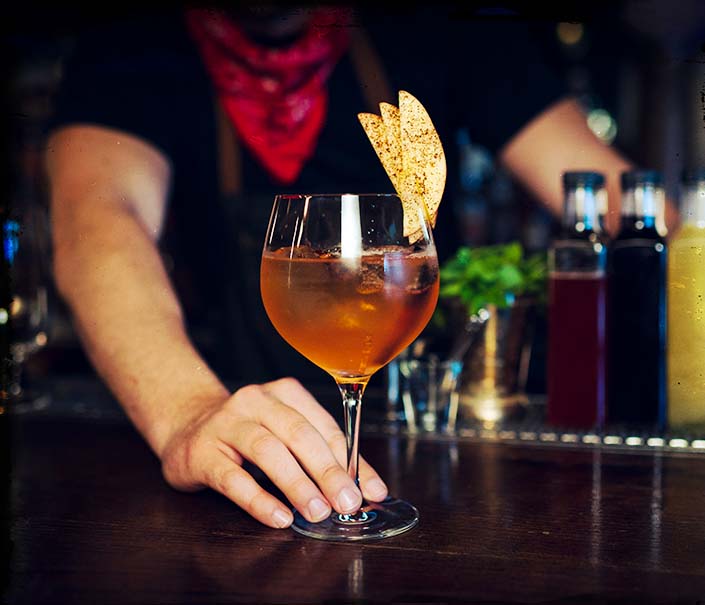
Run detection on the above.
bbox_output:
[274,193,402,202]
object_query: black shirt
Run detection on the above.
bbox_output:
[47,6,566,384]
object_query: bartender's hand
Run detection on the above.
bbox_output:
[160,377,389,529]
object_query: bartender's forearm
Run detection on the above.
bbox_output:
[46,125,229,457]
[500,97,679,236]
[52,198,229,458]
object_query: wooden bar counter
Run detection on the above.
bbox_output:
[4,377,705,604]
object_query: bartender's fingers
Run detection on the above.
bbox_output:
[250,389,364,514]
[228,413,360,521]
[204,449,294,529]
[326,430,389,503]
[263,378,389,502]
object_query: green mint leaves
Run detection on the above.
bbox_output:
[438,241,547,317]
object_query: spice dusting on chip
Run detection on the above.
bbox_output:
[358,90,446,242]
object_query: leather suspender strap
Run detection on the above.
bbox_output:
[215,100,242,197]
[215,25,392,197]
[348,27,394,111]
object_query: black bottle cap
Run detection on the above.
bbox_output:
[621,169,662,189]
[682,167,705,184]
[562,171,605,190]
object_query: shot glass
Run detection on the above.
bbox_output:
[398,354,463,434]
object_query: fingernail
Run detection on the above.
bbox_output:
[307,497,330,522]
[272,508,293,528]
[337,487,361,512]
[366,478,388,500]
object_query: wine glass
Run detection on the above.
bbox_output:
[260,193,439,541]
[0,193,51,415]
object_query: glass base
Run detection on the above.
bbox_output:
[291,496,419,542]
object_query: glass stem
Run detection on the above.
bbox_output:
[338,382,367,489]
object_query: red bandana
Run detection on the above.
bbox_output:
[185,8,352,185]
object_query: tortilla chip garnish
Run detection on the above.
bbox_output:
[357,112,404,194]
[358,90,446,242]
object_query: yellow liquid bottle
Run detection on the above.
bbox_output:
[667,170,705,430]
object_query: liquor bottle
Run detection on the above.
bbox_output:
[607,170,667,431]
[667,168,705,431]
[547,171,608,430]
[0,209,12,407]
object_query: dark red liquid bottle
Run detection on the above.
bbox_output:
[546,172,608,430]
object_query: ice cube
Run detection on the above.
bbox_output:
[405,260,439,293]
[357,259,385,294]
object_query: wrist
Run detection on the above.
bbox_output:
[150,386,230,459]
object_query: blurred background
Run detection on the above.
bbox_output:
[1,1,704,399]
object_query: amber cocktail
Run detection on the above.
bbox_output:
[261,193,439,541]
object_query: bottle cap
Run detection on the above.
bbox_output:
[621,169,662,189]
[562,171,605,190]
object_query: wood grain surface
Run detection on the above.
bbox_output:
[4,407,705,604]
